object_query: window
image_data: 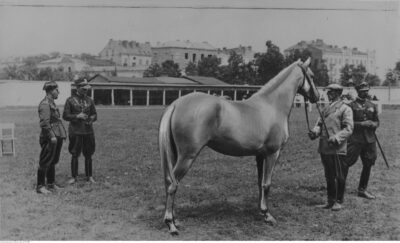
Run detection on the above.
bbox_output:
[201,54,204,60]
[133,56,136,60]
[185,53,189,59]
[132,63,136,67]
[139,59,143,65]
[193,53,196,62]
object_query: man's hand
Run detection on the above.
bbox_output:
[327,136,337,146]
[50,137,57,144]
[361,120,376,128]
[76,112,88,120]
[308,131,318,140]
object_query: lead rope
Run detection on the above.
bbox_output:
[304,97,312,132]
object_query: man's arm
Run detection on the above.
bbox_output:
[332,105,353,144]
[39,102,56,139]
[63,98,80,122]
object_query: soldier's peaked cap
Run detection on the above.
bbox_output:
[356,82,370,91]
[74,77,91,89]
[326,83,343,91]
[43,81,58,91]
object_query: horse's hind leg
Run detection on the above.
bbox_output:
[259,150,280,226]
[163,152,200,235]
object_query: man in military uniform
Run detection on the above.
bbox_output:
[308,84,353,211]
[37,81,67,194]
[63,78,97,184]
[346,82,379,199]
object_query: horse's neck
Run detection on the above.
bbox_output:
[254,67,300,116]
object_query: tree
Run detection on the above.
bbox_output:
[197,56,221,77]
[3,65,24,80]
[340,64,367,87]
[161,60,181,77]
[365,74,381,86]
[185,62,198,76]
[254,40,286,85]
[382,61,400,86]
[284,49,312,65]
[143,63,163,77]
[382,69,399,87]
[312,61,330,87]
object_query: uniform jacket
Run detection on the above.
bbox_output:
[312,100,354,155]
[38,96,67,139]
[348,98,379,143]
[63,94,97,135]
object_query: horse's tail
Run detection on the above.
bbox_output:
[159,104,178,187]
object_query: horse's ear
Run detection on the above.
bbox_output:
[304,57,311,67]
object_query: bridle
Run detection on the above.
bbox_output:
[297,64,313,98]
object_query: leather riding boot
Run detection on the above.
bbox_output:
[37,168,46,190]
[46,165,55,185]
[358,166,375,199]
[358,165,372,191]
[84,157,92,178]
[71,157,78,178]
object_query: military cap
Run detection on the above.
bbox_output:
[326,83,343,91]
[355,82,370,91]
[74,77,91,89]
[42,81,58,92]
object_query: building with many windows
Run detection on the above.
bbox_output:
[284,39,376,83]
[151,40,218,69]
[217,45,256,65]
[99,39,153,70]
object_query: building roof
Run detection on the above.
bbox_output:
[155,76,197,84]
[39,56,87,65]
[284,39,367,55]
[101,39,153,56]
[89,74,228,85]
[154,40,217,50]
[184,76,229,85]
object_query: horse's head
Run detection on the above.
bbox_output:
[296,57,320,103]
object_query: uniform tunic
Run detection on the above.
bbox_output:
[346,97,379,167]
[37,96,66,186]
[63,94,97,177]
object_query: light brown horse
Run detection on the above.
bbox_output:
[159,58,319,234]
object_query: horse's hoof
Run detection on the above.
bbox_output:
[264,213,277,226]
[166,220,179,235]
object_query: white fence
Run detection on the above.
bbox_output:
[0,80,399,109]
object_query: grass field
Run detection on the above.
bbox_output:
[0,106,399,240]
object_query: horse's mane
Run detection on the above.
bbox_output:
[256,60,301,95]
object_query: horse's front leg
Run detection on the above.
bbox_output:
[259,150,280,225]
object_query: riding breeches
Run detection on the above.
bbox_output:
[346,140,377,167]
[37,137,63,187]
[68,134,95,178]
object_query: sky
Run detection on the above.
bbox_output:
[0,0,399,79]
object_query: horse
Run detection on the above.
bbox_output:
[158,58,320,235]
